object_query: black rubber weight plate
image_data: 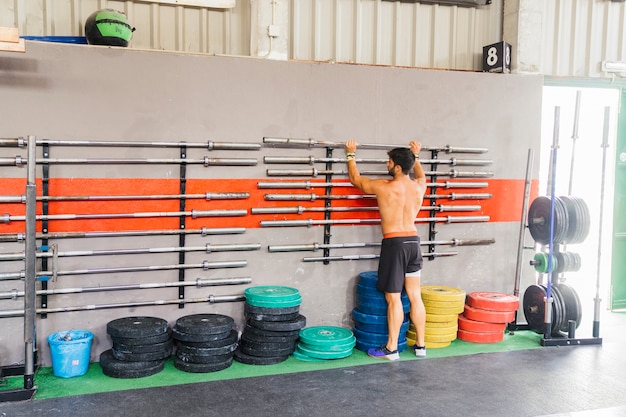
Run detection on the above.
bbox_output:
[176,341,238,357]
[112,339,173,354]
[241,330,299,344]
[99,349,162,371]
[243,323,300,338]
[240,337,295,351]
[171,327,232,343]
[177,329,239,348]
[523,284,546,333]
[110,329,172,346]
[173,356,233,373]
[247,314,306,332]
[174,314,234,335]
[240,343,295,358]
[555,283,582,332]
[233,348,289,365]
[107,316,169,339]
[245,311,301,322]
[175,350,234,364]
[112,345,172,362]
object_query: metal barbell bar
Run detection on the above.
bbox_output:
[302,251,458,262]
[263,137,488,154]
[1,156,257,167]
[265,168,494,178]
[0,227,246,243]
[0,294,246,318]
[251,205,481,215]
[259,215,489,227]
[0,138,261,151]
[0,192,250,204]
[268,238,495,252]
[0,243,261,262]
[263,156,492,166]
[1,209,247,224]
[0,277,252,300]
[0,260,247,281]
[257,181,489,189]
[263,193,491,201]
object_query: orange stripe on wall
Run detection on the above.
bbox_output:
[0,178,538,233]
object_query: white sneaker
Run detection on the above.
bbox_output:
[413,345,426,358]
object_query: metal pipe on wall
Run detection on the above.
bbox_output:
[0,243,262,262]
[263,137,489,154]
[257,181,489,189]
[263,193,491,201]
[265,168,494,177]
[1,156,258,167]
[263,156,493,166]
[23,135,36,390]
[251,205,481,215]
[259,215,489,227]
[0,260,248,281]
[268,238,495,252]
[302,251,458,262]
[0,192,250,203]
[1,209,248,224]
[0,294,246,318]
[0,277,253,300]
[0,227,247,243]
[0,137,261,151]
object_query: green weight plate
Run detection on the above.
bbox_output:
[295,343,353,360]
[244,286,300,301]
[245,292,302,303]
[292,349,326,362]
[245,296,302,309]
[298,339,356,353]
[298,326,355,348]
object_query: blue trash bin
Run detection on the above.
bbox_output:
[47,330,93,378]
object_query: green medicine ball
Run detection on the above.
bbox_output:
[85,9,134,47]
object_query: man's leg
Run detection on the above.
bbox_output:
[384,291,404,352]
[405,275,426,355]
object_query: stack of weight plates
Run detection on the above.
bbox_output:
[235,286,306,365]
[172,313,238,373]
[100,316,171,378]
[458,292,519,343]
[294,326,356,361]
[352,271,410,353]
[416,286,466,349]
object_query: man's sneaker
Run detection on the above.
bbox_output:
[367,345,399,361]
[412,344,426,358]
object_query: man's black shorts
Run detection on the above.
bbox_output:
[377,235,422,293]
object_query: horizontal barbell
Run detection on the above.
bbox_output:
[0,156,258,166]
[0,192,250,204]
[263,137,488,154]
[0,277,252,300]
[1,209,247,224]
[268,238,495,252]
[265,168,494,178]
[0,243,261,262]
[0,138,261,150]
[251,205,481,215]
[0,260,247,281]
[263,193,491,201]
[263,156,492,166]
[256,181,489,189]
[259,215,489,227]
[302,251,458,262]
[0,227,246,242]
[0,293,246,318]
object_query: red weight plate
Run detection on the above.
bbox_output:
[463,304,515,324]
[466,292,520,312]
[457,314,507,333]
[457,329,505,343]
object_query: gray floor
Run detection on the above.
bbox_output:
[1,312,625,417]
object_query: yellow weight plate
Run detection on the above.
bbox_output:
[425,325,458,336]
[423,299,465,309]
[425,332,457,343]
[421,286,466,302]
[425,306,464,315]
[425,313,459,323]
[425,340,451,349]
[424,319,459,328]
[406,329,416,340]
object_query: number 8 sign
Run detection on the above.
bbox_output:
[482,41,512,73]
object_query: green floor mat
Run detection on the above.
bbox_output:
[1,330,542,400]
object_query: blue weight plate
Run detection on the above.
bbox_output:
[352,326,407,345]
[351,308,387,324]
[356,283,409,298]
[353,318,409,335]
[357,300,410,315]
[355,339,408,353]
[358,271,379,288]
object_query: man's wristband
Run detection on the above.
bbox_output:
[414,153,420,160]
[346,152,356,162]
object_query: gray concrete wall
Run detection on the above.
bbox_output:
[0,41,543,366]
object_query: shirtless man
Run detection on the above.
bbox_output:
[345,139,427,360]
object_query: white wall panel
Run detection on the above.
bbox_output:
[540,0,626,78]
[0,0,249,55]
[290,0,502,71]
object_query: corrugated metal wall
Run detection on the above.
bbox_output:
[1,0,625,77]
[289,0,502,71]
[0,0,251,55]
[540,0,626,78]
